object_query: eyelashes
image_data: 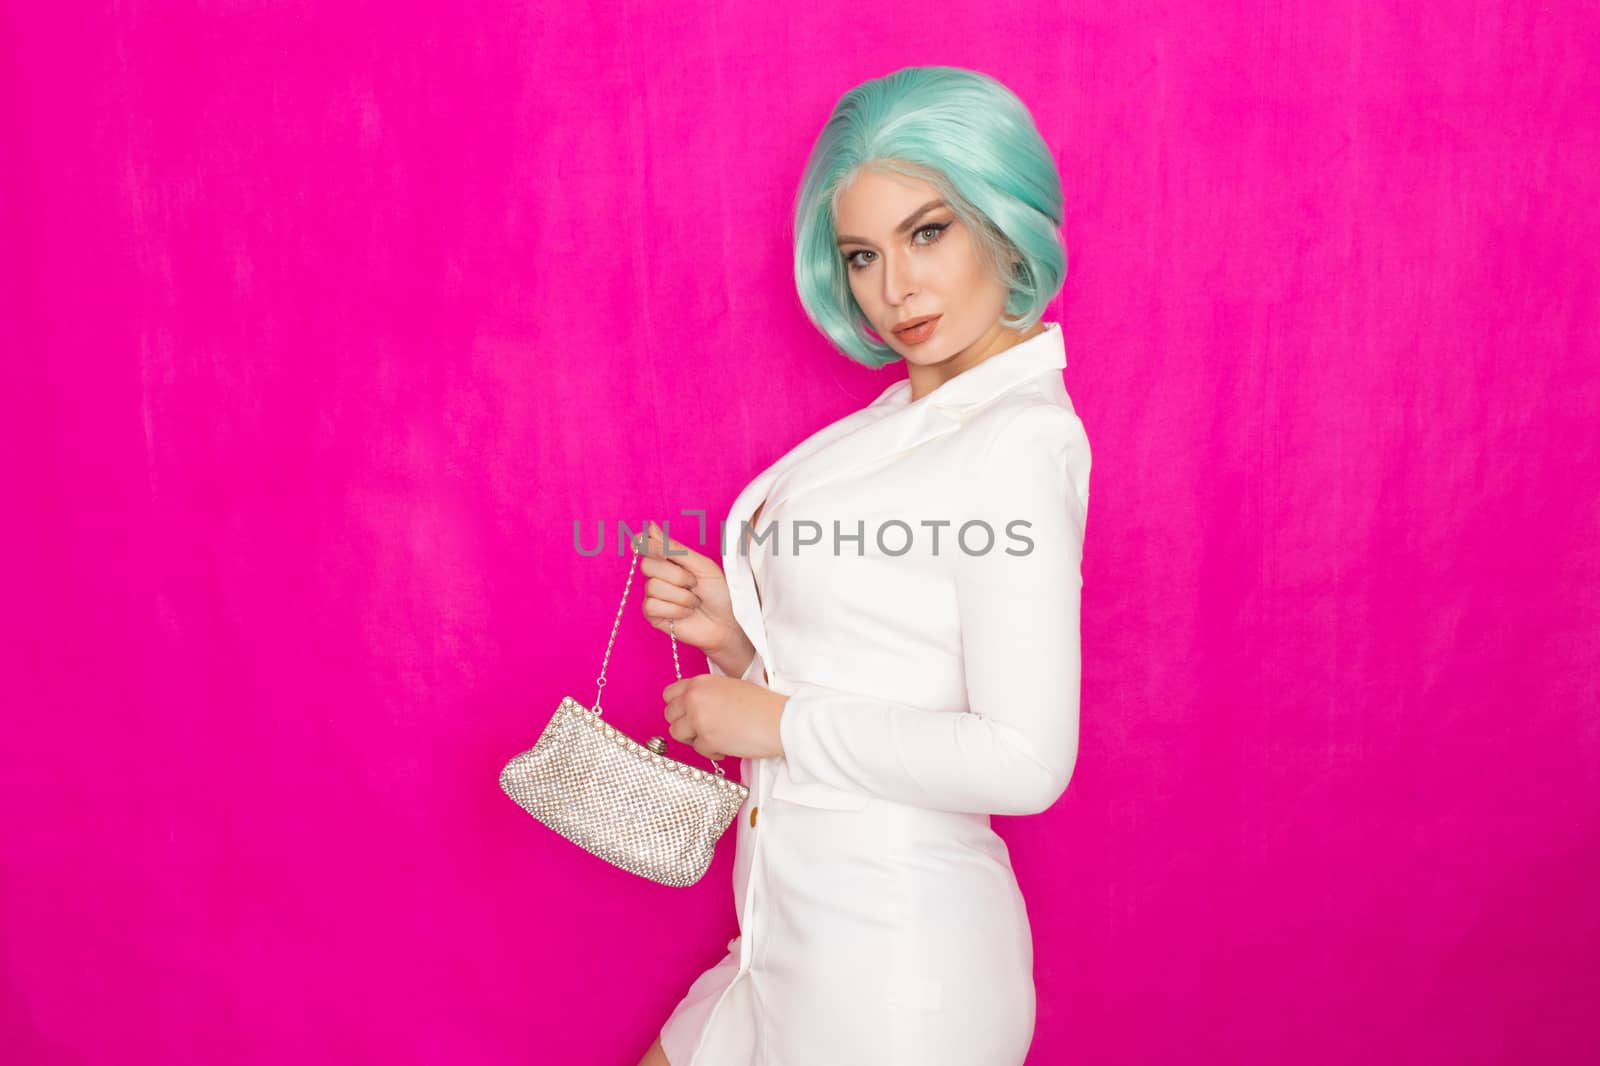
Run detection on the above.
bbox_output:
[844,222,951,272]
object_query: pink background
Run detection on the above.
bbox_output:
[4,2,1598,1064]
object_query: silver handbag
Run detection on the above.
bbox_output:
[499,540,750,887]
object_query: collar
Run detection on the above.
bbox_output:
[869,320,1066,416]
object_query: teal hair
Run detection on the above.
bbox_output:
[792,65,1067,369]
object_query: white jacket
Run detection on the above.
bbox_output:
[660,320,1090,1066]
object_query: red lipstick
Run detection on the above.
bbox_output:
[892,314,941,345]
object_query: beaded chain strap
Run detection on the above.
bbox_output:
[499,539,750,887]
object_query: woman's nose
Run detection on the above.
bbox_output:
[880,252,918,307]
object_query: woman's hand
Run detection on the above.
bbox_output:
[661,674,789,762]
[636,520,756,672]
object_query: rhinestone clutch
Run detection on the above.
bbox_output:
[499,539,750,887]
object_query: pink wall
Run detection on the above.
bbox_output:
[4,3,1597,1063]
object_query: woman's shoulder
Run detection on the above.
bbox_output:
[962,379,1089,458]
[957,385,1091,510]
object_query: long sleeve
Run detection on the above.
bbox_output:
[776,404,1090,815]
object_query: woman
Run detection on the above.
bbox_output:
[635,65,1091,1066]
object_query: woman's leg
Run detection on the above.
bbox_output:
[635,1035,671,1066]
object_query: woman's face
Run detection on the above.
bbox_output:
[833,169,1013,369]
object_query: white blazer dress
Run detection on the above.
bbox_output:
[659,320,1091,1066]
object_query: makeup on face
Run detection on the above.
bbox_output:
[833,173,1013,370]
[891,313,941,345]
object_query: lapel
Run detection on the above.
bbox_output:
[720,321,1066,673]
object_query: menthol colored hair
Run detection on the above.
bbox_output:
[792,65,1067,369]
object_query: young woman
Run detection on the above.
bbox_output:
[634,65,1091,1066]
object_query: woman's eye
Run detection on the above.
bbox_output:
[844,222,949,271]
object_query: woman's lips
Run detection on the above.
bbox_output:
[893,314,941,345]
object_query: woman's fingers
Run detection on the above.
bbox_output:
[642,521,723,580]
[644,576,697,611]
[639,548,692,586]
[642,595,697,623]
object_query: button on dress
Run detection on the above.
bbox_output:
[659,321,1091,1066]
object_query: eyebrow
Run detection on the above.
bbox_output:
[834,199,948,247]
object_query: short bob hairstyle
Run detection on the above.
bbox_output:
[793,65,1067,369]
